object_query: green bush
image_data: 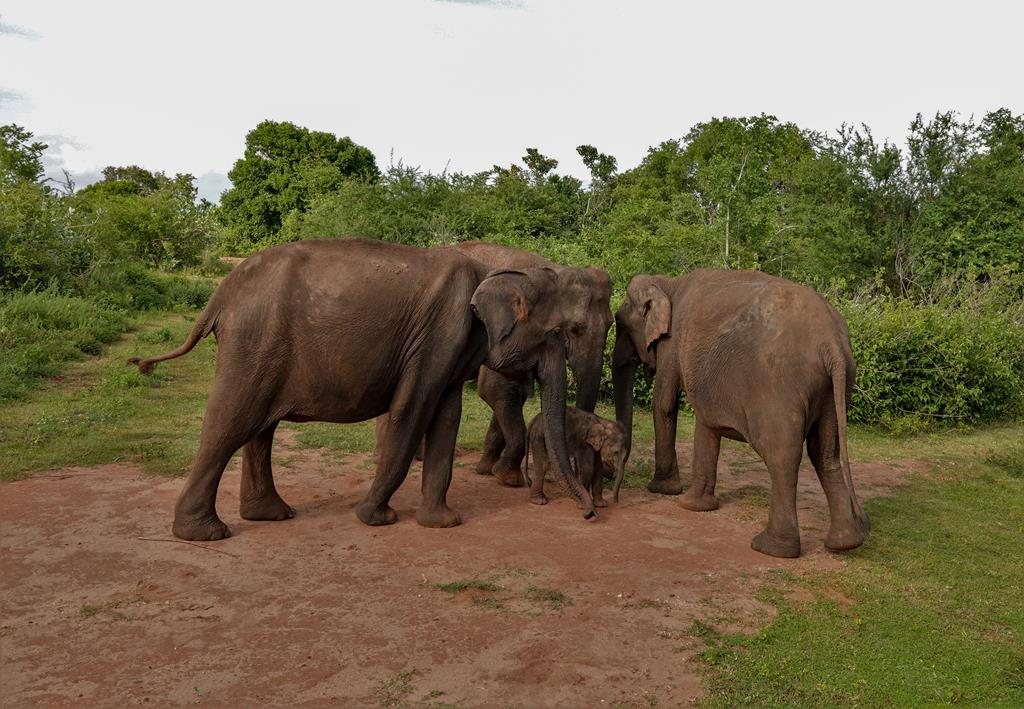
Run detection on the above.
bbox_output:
[80,264,215,311]
[840,295,1024,429]
[0,292,131,400]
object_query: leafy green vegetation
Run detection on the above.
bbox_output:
[0,313,215,480]
[0,291,130,400]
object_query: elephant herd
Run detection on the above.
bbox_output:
[131,237,869,558]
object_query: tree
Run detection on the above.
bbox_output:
[1,124,47,185]
[909,109,1024,286]
[74,166,212,268]
[218,120,379,244]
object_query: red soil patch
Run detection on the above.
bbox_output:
[0,436,920,707]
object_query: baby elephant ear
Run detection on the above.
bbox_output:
[585,422,608,451]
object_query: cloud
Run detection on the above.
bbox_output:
[0,16,40,39]
[194,171,233,204]
[37,134,102,191]
[432,0,526,9]
[0,87,28,109]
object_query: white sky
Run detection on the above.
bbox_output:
[2,0,1021,201]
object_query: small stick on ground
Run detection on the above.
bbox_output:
[136,537,240,557]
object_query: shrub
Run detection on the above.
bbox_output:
[79,264,215,311]
[840,295,1024,429]
[0,291,130,401]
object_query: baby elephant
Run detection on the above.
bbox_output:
[525,408,628,507]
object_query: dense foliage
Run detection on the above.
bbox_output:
[0,125,218,400]
[1,127,216,292]
[218,120,379,248]
[1,111,1021,425]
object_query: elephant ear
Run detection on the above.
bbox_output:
[585,421,608,452]
[627,277,671,350]
[470,270,534,347]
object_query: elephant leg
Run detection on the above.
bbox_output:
[239,421,294,522]
[489,393,527,488]
[529,440,549,505]
[372,414,388,464]
[648,365,683,495]
[355,378,437,526]
[374,415,425,464]
[750,439,804,558]
[679,420,721,511]
[808,421,869,551]
[475,414,504,476]
[417,382,463,528]
[173,376,271,541]
[586,452,608,508]
[474,368,527,486]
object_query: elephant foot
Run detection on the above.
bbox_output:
[751,529,800,558]
[529,492,548,506]
[679,491,719,512]
[355,500,398,526]
[474,457,497,476]
[594,496,608,508]
[647,476,684,495]
[172,513,231,541]
[824,517,870,552]
[240,494,295,522]
[492,463,525,487]
[416,505,462,528]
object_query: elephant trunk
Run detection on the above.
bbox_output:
[612,326,637,459]
[539,340,596,519]
[568,342,604,414]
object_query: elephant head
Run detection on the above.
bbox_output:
[612,275,672,457]
[559,267,613,413]
[471,268,597,518]
[585,418,630,504]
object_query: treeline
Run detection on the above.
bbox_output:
[2,113,1022,427]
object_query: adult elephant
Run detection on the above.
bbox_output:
[612,269,869,558]
[129,238,597,541]
[445,241,612,487]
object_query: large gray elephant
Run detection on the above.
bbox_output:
[374,243,612,487]
[612,269,869,558]
[445,242,613,486]
[129,238,597,541]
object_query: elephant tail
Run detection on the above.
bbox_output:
[128,307,218,375]
[829,353,864,520]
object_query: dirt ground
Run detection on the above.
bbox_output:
[0,433,920,707]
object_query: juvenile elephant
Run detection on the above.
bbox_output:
[612,269,869,558]
[374,242,613,487]
[129,238,597,541]
[525,408,629,508]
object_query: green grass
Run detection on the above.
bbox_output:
[696,448,1024,707]
[432,579,499,594]
[0,311,216,480]
[524,585,572,611]
[0,291,132,401]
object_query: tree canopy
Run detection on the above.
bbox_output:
[218,120,379,244]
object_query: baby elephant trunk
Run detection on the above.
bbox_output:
[611,454,627,504]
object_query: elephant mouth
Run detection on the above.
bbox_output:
[485,351,534,377]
